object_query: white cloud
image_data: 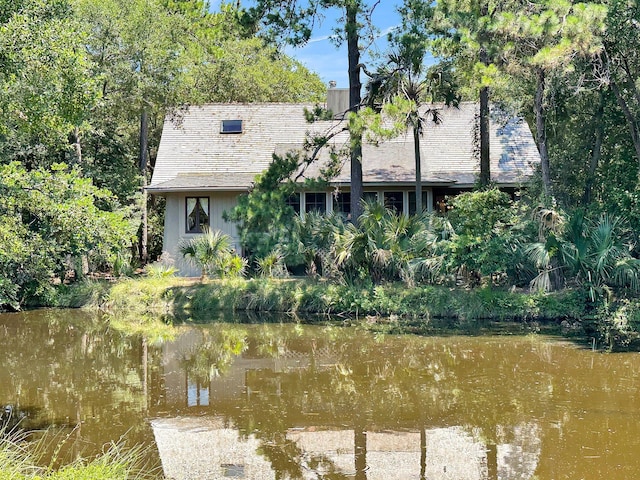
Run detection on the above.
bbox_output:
[307,35,332,44]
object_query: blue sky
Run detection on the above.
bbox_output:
[210,1,404,89]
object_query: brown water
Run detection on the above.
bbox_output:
[1,309,640,479]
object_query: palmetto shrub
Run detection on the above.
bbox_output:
[256,249,289,278]
[527,210,640,300]
[332,202,437,283]
[284,202,452,285]
[286,211,346,277]
[178,228,244,279]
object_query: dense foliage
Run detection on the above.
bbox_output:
[231,0,640,310]
[0,0,326,308]
[178,228,247,279]
[397,0,639,212]
[272,193,639,298]
[0,163,135,308]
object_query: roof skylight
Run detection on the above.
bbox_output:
[221,119,243,134]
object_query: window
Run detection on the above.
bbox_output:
[433,188,470,214]
[305,192,326,214]
[363,191,378,205]
[333,192,351,218]
[286,193,301,214]
[408,191,429,215]
[220,119,243,134]
[384,191,404,214]
[186,197,209,233]
[187,379,209,407]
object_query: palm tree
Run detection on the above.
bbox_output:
[178,228,233,279]
[366,47,459,214]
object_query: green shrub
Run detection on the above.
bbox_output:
[220,254,248,278]
[596,300,640,350]
[256,250,289,278]
[0,431,156,480]
[445,189,529,283]
[0,278,19,311]
[144,262,178,278]
[49,281,111,309]
[0,162,136,309]
[178,229,244,280]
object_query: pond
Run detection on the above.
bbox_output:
[1,309,640,479]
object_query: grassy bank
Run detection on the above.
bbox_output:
[53,276,588,321]
[50,276,640,350]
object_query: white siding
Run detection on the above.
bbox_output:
[162,192,241,277]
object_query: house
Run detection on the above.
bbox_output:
[148,90,540,274]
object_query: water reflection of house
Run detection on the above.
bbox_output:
[288,427,486,479]
[161,329,336,409]
[152,417,541,480]
[288,425,541,480]
[152,417,274,480]
[155,331,541,479]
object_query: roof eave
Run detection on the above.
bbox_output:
[146,185,251,194]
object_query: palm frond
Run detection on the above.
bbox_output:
[524,242,551,270]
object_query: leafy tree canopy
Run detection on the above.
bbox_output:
[0,162,136,309]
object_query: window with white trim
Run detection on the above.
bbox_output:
[305,192,326,214]
[333,192,351,218]
[286,193,301,214]
[363,191,379,204]
[408,191,429,215]
[384,191,404,214]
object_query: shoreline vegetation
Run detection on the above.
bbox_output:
[50,276,640,351]
[0,429,158,480]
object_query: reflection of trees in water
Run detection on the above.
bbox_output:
[0,309,164,464]
[5,311,640,478]
[179,323,611,478]
[179,326,247,385]
[0,405,40,433]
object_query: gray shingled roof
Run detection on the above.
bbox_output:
[149,102,540,192]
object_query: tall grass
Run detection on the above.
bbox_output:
[97,277,195,315]
[47,281,112,309]
[0,429,32,480]
[0,429,159,479]
[53,274,592,327]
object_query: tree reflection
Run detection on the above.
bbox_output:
[157,322,640,479]
[5,311,640,479]
[179,326,247,384]
[0,309,165,465]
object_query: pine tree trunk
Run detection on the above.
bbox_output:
[534,69,552,197]
[583,91,605,205]
[414,124,423,213]
[140,109,149,263]
[479,6,490,189]
[419,427,427,480]
[479,85,490,187]
[347,3,363,223]
[354,421,367,480]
